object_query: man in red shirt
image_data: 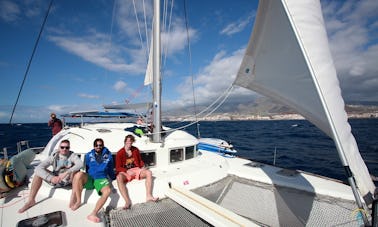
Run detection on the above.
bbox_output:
[115,135,158,209]
[48,113,63,136]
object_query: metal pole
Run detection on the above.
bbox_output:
[152,0,161,143]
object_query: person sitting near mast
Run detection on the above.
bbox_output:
[115,135,158,209]
[18,139,83,213]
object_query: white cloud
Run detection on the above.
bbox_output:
[113,80,127,92]
[0,0,46,23]
[220,13,254,36]
[321,0,378,102]
[46,0,195,79]
[0,0,20,22]
[0,111,8,118]
[78,93,99,99]
[47,105,68,113]
[48,34,146,74]
[116,0,153,41]
[171,48,247,108]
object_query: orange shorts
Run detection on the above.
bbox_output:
[119,167,143,182]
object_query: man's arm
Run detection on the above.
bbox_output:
[35,155,55,182]
[115,151,127,174]
[68,153,84,173]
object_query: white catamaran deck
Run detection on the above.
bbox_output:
[1,150,361,227]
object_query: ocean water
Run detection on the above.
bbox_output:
[1,119,377,183]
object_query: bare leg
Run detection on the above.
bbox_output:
[18,175,43,213]
[140,169,158,202]
[70,172,87,211]
[69,190,76,209]
[116,173,131,209]
[87,185,111,223]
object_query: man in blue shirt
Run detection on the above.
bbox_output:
[69,138,115,223]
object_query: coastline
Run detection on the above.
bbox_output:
[164,112,378,121]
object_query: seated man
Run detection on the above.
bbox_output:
[0,148,37,195]
[115,135,158,209]
[18,139,83,213]
[69,138,115,223]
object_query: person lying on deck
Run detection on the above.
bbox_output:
[18,140,83,213]
[115,135,158,209]
[69,138,116,223]
[0,148,37,196]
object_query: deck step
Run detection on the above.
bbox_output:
[166,186,258,227]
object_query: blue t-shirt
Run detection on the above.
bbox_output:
[85,147,115,180]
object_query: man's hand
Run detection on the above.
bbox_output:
[58,172,68,180]
[50,176,61,184]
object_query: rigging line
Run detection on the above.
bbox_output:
[203,85,234,118]
[198,84,234,117]
[149,86,230,134]
[160,0,167,70]
[9,0,54,124]
[165,84,234,128]
[162,0,167,34]
[161,0,167,66]
[142,0,150,56]
[189,85,234,121]
[133,0,148,60]
[163,85,235,132]
[160,0,173,82]
[162,0,174,68]
[183,0,200,138]
[100,0,118,105]
[109,0,117,57]
[196,84,233,117]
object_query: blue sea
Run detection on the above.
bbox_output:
[1,119,377,184]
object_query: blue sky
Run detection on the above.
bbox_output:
[0,0,377,123]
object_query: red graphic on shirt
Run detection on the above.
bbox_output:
[125,156,135,169]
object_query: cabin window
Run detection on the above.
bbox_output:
[170,148,183,163]
[185,146,195,160]
[141,152,156,167]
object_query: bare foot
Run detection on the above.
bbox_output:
[123,201,131,210]
[87,214,100,223]
[69,197,76,209]
[70,202,81,211]
[18,200,36,213]
[146,196,159,202]
[123,203,131,210]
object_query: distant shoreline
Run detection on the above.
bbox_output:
[2,112,377,124]
[164,112,378,122]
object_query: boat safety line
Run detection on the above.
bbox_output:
[167,185,254,227]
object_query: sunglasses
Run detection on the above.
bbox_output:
[60,146,70,150]
[95,144,103,147]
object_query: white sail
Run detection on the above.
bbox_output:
[234,0,375,203]
[144,42,153,86]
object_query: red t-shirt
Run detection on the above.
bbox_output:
[115,146,144,175]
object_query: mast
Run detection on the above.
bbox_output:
[152,0,162,142]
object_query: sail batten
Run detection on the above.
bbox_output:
[235,0,375,204]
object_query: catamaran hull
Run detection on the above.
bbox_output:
[1,129,361,226]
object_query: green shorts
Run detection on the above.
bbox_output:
[84,176,110,195]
